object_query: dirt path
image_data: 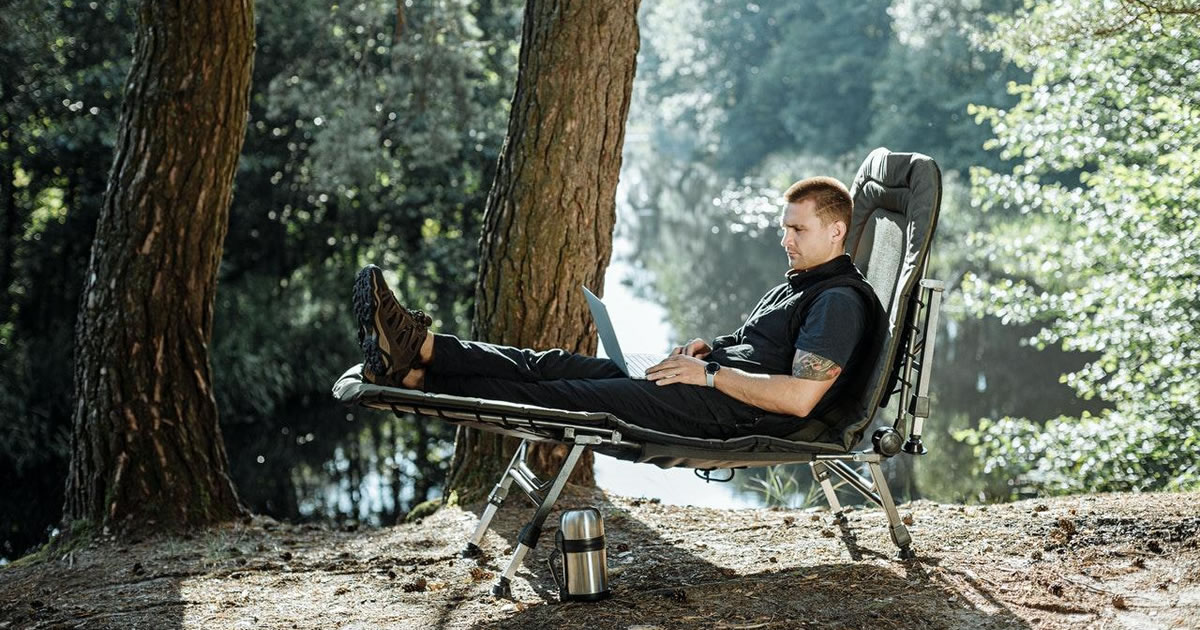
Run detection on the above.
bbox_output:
[2,490,1197,629]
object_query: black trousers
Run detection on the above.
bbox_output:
[423,334,802,440]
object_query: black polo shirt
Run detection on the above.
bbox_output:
[707,254,881,419]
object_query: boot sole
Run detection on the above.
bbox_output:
[353,265,392,378]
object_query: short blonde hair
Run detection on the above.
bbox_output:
[784,176,852,232]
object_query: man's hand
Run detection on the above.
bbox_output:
[670,338,712,359]
[645,354,708,387]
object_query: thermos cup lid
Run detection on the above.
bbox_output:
[560,507,605,540]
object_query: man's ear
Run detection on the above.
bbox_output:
[831,220,846,244]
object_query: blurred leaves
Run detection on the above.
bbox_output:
[957,0,1200,494]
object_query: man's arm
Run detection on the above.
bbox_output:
[711,350,842,417]
[644,349,842,418]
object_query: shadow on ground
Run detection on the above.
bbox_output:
[442,485,1030,630]
[473,560,1029,629]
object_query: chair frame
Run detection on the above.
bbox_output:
[335,278,944,597]
[336,147,945,597]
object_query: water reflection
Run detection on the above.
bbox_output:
[223,399,455,526]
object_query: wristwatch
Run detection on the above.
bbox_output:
[705,361,721,388]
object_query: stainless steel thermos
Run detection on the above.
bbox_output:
[549,507,610,601]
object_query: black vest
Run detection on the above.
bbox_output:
[709,255,885,434]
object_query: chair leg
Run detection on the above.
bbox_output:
[810,462,847,524]
[462,440,528,558]
[492,442,589,598]
[867,461,914,559]
[462,474,515,558]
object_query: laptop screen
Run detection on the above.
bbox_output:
[582,286,629,375]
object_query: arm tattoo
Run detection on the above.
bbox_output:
[792,351,843,381]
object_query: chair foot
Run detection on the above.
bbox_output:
[491,576,512,599]
[462,542,482,558]
[896,546,916,560]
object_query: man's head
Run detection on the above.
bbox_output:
[780,176,852,272]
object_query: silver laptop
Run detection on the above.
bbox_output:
[582,286,667,379]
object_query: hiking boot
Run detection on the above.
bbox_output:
[353,264,432,386]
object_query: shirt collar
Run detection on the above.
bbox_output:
[786,254,854,292]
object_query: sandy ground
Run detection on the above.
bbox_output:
[1,489,1197,629]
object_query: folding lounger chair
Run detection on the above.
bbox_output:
[333,147,944,597]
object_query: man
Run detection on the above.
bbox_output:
[354,176,884,441]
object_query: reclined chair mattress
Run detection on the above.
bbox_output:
[335,366,845,470]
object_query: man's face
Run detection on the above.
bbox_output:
[779,199,844,272]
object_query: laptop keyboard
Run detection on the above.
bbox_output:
[625,352,665,377]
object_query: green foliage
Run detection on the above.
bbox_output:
[957,411,1200,495]
[637,0,892,176]
[229,0,517,332]
[958,1,1200,494]
[0,0,133,560]
[0,0,520,557]
[866,0,1025,172]
[635,0,1024,178]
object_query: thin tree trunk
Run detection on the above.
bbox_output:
[63,0,255,534]
[411,415,433,509]
[388,418,404,521]
[0,136,14,317]
[0,67,17,320]
[447,0,640,502]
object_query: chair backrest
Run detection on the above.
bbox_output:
[839,148,942,448]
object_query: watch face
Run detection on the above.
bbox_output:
[706,362,720,374]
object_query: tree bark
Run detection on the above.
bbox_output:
[446,0,640,502]
[63,0,255,534]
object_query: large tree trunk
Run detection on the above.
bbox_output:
[447,0,640,501]
[63,0,255,534]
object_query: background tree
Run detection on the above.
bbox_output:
[957,0,1200,494]
[446,0,642,499]
[211,0,521,525]
[1,0,522,558]
[63,0,255,531]
[0,2,134,556]
[865,0,1025,172]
